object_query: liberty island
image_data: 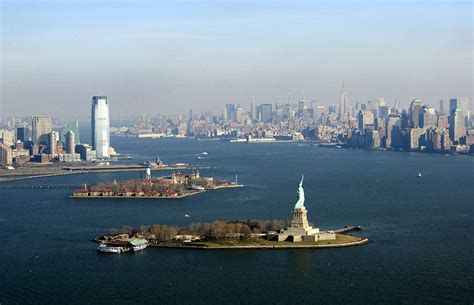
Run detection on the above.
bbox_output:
[95,175,367,250]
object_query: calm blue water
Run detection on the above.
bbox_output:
[0,137,473,305]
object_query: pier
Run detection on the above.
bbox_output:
[0,184,82,189]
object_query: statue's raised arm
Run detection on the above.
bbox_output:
[294,174,305,209]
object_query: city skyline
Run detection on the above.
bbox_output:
[1,0,472,117]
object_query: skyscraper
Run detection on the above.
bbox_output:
[419,105,437,129]
[339,84,348,123]
[449,109,466,144]
[449,98,469,125]
[357,110,374,130]
[32,115,52,155]
[409,98,423,128]
[66,130,75,154]
[91,96,110,158]
[225,104,236,122]
[16,126,29,143]
[260,104,273,123]
[385,114,401,149]
[48,131,59,157]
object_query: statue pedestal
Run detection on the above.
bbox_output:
[282,207,320,237]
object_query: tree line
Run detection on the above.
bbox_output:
[106,219,286,242]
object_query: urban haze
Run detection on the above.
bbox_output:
[0,1,473,305]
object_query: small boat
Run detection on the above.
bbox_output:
[97,244,123,253]
[418,172,422,177]
[201,152,208,155]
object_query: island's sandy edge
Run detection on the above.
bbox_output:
[147,237,370,250]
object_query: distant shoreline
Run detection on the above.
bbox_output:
[0,164,206,183]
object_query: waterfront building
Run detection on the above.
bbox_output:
[420,105,437,129]
[385,115,401,149]
[0,143,13,166]
[449,109,466,144]
[91,96,110,159]
[270,176,335,242]
[426,128,451,152]
[409,98,423,128]
[261,104,273,123]
[357,110,374,130]
[32,115,52,155]
[366,129,380,150]
[409,128,425,150]
[75,143,97,161]
[66,130,75,154]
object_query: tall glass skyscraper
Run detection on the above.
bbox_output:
[91,96,110,158]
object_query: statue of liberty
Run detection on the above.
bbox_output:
[294,174,305,209]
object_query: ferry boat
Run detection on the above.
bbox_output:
[97,244,124,254]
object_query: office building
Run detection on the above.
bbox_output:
[357,110,374,130]
[66,131,75,154]
[449,109,466,144]
[261,104,273,123]
[409,128,425,150]
[91,96,110,158]
[449,98,469,125]
[409,98,423,128]
[385,115,401,149]
[0,143,13,166]
[32,115,52,155]
[16,126,29,143]
[420,105,437,129]
[48,131,59,157]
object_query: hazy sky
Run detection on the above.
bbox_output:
[1,0,472,118]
